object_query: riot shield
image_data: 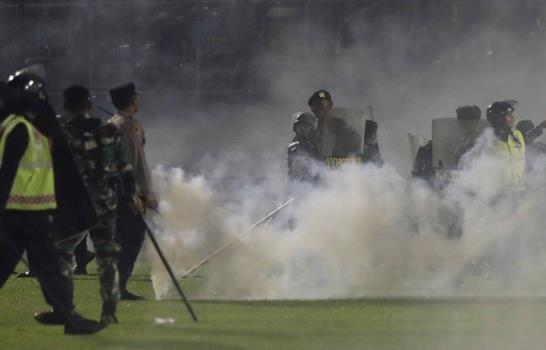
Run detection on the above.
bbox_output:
[320,107,373,168]
[432,118,489,170]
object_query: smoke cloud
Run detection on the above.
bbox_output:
[146,128,546,300]
[135,1,546,301]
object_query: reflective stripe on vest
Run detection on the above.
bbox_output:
[0,115,57,210]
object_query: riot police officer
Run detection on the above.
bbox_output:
[0,70,102,334]
[287,112,319,182]
[308,90,362,159]
[486,101,525,188]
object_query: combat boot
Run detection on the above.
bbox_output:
[34,309,64,325]
[64,311,105,335]
[100,300,119,326]
[120,289,144,301]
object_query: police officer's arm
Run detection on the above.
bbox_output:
[126,121,154,203]
[0,124,28,209]
[114,130,137,197]
[119,121,137,169]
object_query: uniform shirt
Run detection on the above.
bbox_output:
[61,113,135,216]
[108,111,152,198]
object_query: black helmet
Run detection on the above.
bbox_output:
[292,112,317,131]
[5,67,57,136]
[292,111,317,138]
[6,70,48,103]
[486,101,514,128]
[456,105,481,120]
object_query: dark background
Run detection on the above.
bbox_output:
[3,0,546,174]
[2,0,545,103]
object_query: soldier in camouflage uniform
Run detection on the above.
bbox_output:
[46,85,137,325]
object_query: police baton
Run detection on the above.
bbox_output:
[98,106,114,117]
[139,215,199,323]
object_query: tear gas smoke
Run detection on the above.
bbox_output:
[147,131,546,300]
[142,1,546,300]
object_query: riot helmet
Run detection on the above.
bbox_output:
[486,101,515,130]
[5,67,56,136]
[292,112,317,139]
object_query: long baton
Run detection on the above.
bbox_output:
[54,232,88,247]
[98,106,114,117]
[180,198,294,279]
[140,216,198,322]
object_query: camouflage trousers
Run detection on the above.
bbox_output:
[55,213,121,303]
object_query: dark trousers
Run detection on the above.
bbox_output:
[117,199,145,291]
[0,210,74,317]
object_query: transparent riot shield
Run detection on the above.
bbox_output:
[319,107,373,168]
[432,118,489,171]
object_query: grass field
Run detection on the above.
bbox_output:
[2,263,546,350]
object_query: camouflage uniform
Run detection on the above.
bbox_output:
[59,114,135,304]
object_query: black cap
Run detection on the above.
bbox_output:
[63,85,91,112]
[456,105,481,120]
[308,90,332,106]
[109,82,137,109]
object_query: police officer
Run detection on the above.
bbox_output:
[108,83,156,300]
[486,101,525,187]
[308,90,362,159]
[54,85,137,324]
[0,71,102,334]
[412,105,482,183]
[287,112,319,182]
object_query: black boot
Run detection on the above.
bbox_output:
[72,265,88,276]
[120,289,144,301]
[101,300,119,325]
[64,311,105,335]
[34,309,64,325]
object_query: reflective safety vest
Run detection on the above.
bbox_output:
[0,114,56,210]
[493,129,526,188]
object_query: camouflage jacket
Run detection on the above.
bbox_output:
[59,113,136,217]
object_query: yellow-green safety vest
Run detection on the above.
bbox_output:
[493,129,526,188]
[0,114,56,210]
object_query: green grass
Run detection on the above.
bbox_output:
[2,263,546,350]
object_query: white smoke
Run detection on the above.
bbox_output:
[146,131,546,300]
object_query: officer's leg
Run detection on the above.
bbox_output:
[117,200,145,298]
[89,214,121,324]
[24,212,74,317]
[35,218,78,317]
[0,216,24,287]
[24,211,103,334]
